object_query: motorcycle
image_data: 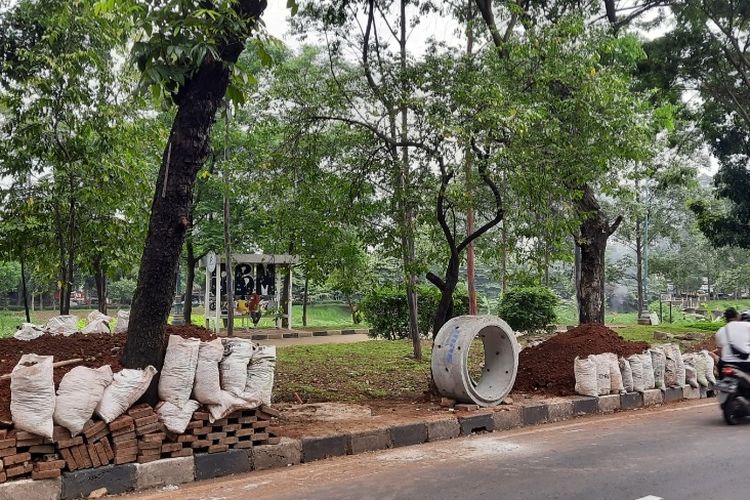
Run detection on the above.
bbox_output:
[716,365,750,424]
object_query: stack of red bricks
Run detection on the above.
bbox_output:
[107,404,170,465]
[166,406,280,456]
[0,429,67,482]
[55,419,115,472]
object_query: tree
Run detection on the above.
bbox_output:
[110,0,268,381]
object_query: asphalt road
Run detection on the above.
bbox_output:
[129,400,740,500]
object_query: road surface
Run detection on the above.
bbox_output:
[128,400,738,500]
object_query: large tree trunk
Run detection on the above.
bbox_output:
[575,184,621,324]
[123,0,267,400]
[20,251,30,323]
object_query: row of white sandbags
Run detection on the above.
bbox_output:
[13,310,130,340]
[156,335,276,434]
[575,344,716,397]
[11,354,156,440]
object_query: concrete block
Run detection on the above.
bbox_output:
[135,456,194,490]
[348,429,391,454]
[341,329,357,335]
[254,438,302,471]
[194,449,252,481]
[458,413,494,435]
[0,478,61,500]
[547,401,574,421]
[642,389,664,407]
[61,464,136,499]
[426,418,460,442]
[312,331,329,337]
[302,434,348,462]
[296,331,313,338]
[597,394,621,413]
[683,385,700,400]
[664,386,683,403]
[522,404,548,426]
[572,397,598,415]
[326,330,342,336]
[389,423,428,448]
[265,332,283,340]
[492,407,522,431]
[620,392,643,410]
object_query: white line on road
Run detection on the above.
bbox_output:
[635,496,664,500]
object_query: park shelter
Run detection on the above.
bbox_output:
[202,253,298,331]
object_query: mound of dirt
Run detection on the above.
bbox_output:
[514,323,650,396]
[0,324,216,421]
[691,335,717,353]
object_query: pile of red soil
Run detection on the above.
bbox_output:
[0,324,216,421]
[514,323,650,396]
[691,335,717,353]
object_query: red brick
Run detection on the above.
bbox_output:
[112,432,137,444]
[235,441,254,449]
[135,423,160,436]
[186,420,203,430]
[76,445,92,468]
[207,432,227,441]
[0,439,16,450]
[56,436,84,449]
[0,448,17,459]
[53,427,71,441]
[191,440,211,449]
[34,460,66,471]
[236,428,255,437]
[101,438,115,461]
[6,463,32,478]
[127,407,154,420]
[207,444,229,454]
[161,443,182,453]
[138,441,162,451]
[177,434,197,443]
[27,445,55,454]
[94,442,109,465]
[83,421,107,439]
[108,415,135,432]
[32,469,61,480]
[60,448,77,471]
[87,444,102,467]
[170,448,193,458]
[142,432,166,443]
[114,455,137,465]
[3,452,30,466]
[193,412,210,421]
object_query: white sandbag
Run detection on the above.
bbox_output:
[627,354,645,393]
[114,310,129,334]
[44,315,79,336]
[158,335,200,407]
[245,345,276,406]
[574,356,598,397]
[650,348,666,389]
[13,323,46,341]
[702,350,717,385]
[54,365,113,436]
[220,338,256,396]
[193,339,224,405]
[684,364,699,389]
[87,310,113,324]
[640,352,655,390]
[607,353,625,394]
[207,390,262,423]
[82,319,110,334]
[96,366,157,423]
[619,357,634,393]
[156,400,200,434]
[11,354,55,439]
[673,344,686,386]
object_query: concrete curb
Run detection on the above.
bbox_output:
[0,387,717,499]
[250,329,369,340]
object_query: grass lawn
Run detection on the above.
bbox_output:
[275,340,432,403]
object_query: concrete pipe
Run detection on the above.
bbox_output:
[431,315,519,407]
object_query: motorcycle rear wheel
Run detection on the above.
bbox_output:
[723,397,746,425]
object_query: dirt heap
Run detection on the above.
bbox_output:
[514,323,650,396]
[691,335,717,353]
[0,324,216,421]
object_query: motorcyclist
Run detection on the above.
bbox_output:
[716,307,750,376]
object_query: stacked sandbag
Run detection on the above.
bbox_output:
[13,323,46,341]
[606,353,625,394]
[628,354,646,393]
[11,354,56,439]
[192,338,224,405]
[156,400,201,434]
[641,352,655,390]
[702,350,717,385]
[83,311,112,334]
[661,344,686,388]
[246,345,277,406]
[158,335,200,408]
[574,355,598,397]
[114,310,129,334]
[96,366,158,423]
[207,338,259,422]
[650,348,666,389]
[44,315,79,336]
[54,365,113,436]
[619,357,634,392]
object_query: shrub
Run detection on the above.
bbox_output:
[498,286,558,332]
[361,285,469,339]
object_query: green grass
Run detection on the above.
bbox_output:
[274,339,431,403]
[187,303,363,330]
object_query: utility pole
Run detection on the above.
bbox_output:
[223,102,234,337]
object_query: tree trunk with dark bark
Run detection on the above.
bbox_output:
[183,240,196,324]
[20,252,30,323]
[575,184,621,324]
[302,275,309,327]
[94,257,107,315]
[123,0,267,401]
[635,217,643,315]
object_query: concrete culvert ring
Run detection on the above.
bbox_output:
[431,315,519,407]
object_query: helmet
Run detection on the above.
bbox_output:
[741,310,750,321]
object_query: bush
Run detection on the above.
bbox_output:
[498,286,558,332]
[361,285,469,340]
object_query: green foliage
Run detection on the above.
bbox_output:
[361,285,468,340]
[0,262,21,294]
[109,278,137,305]
[498,287,558,332]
